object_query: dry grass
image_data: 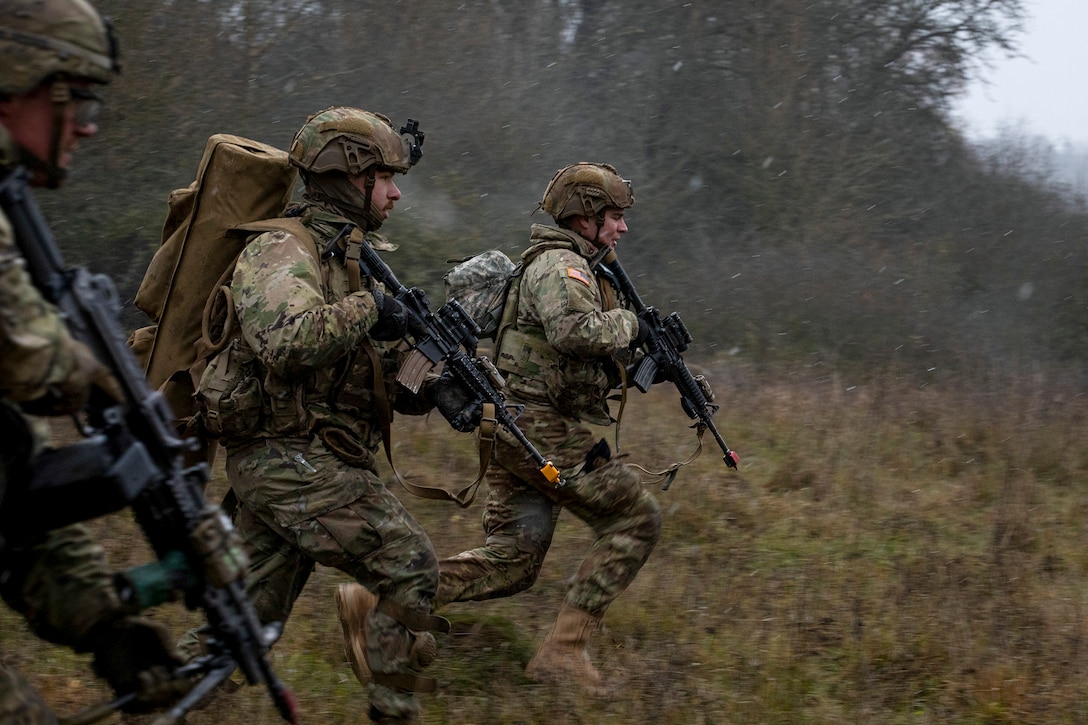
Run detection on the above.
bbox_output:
[8,363,1088,724]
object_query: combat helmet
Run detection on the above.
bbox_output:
[539,162,634,222]
[0,0,120,96]
[289,106,423,231]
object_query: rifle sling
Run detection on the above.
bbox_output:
[365,337,492,509]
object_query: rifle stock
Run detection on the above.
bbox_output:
[0,168,298,724]
[600,250,739,473]
[354,234,563,487]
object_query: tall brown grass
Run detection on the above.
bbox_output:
[6,362,1088,724]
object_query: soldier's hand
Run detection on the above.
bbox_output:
[426,371,481,433]
[368,288,409,341]
[86,616,191,712]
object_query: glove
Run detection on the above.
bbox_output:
[426,372,481,433]
[368,288,409,341]
[582,438,612,474]
[86,616,191,712]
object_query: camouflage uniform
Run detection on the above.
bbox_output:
[1,3,187,720]
[203,205,440,722]
[0,123,133,725]
[436,222,663,616]
[0,76,149,725]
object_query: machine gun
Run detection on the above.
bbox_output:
[0,167,298,724]
[597,250,739,477]
[346,229,564,492]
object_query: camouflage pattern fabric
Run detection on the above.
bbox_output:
[436,223,662,618]
[0,128,125,722]
[0,131,89,419]
[436,403,661,616]
[0,526,123,724]
[0,526,121,648]
[205,205,439,721]
[496,223,639,426]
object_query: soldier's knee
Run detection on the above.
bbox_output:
[640,491,663,545]
[485,534,548,581]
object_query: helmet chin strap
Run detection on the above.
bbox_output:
[15,84,70,189]
[44,81,70,188]
[304,169,384,231]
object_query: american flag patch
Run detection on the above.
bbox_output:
[566,267,591,287]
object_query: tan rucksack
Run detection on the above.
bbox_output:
[129,134,299,458]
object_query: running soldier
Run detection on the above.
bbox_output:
[0,1,184,721]
[192,107,450,724]
[340,162,667,693]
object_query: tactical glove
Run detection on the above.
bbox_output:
[368,288,409,341]
[426,371,482,433]
[85,615,191,712]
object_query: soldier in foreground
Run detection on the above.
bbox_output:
[0,0,185,721]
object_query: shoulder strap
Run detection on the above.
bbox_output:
[195,217,322,366]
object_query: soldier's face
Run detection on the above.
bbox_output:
[0,81,99,187]
[573,207,628,249]
[351,168,401,222]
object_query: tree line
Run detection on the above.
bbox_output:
[45,0,1088,379]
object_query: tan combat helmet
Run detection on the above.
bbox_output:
[539,162,634,223]
[288,106,423,230]
[0,0,120,96]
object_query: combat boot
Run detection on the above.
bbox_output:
[524,602,605,694]
[336,582,378,685]
[337,583,442,690]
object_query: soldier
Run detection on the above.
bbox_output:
[191,107,450,724]
[0,0,184,721]
[339,162,666,693]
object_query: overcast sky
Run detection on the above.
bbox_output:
[953,0,1088,147]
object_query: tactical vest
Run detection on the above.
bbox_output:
[494,235,621,426]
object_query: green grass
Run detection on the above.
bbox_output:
[8,364,1088,724]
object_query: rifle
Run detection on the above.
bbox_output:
[597,250,739,478]
[349,231,564,490]
[0,167,298,724]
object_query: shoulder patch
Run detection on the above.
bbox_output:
[566,267,592,287]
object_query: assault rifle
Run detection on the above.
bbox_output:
[597,250,739,477]
[348,230,564,490]
[0,167,298,724]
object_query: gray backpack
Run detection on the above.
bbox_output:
[443,250,518,339]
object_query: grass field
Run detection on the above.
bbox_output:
[6,362,1088,724]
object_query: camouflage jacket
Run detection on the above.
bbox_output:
[0,127,85,412]
[209,204,430,450]
[496,223,639,426]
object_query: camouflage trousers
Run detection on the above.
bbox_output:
[0,525,120,647]
[225,434,439,722]
[436,403,662,617]
[0,525,122,725]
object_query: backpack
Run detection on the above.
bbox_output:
[129,133,299,455]
[442,250,518,339]
[442,241,573,345]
